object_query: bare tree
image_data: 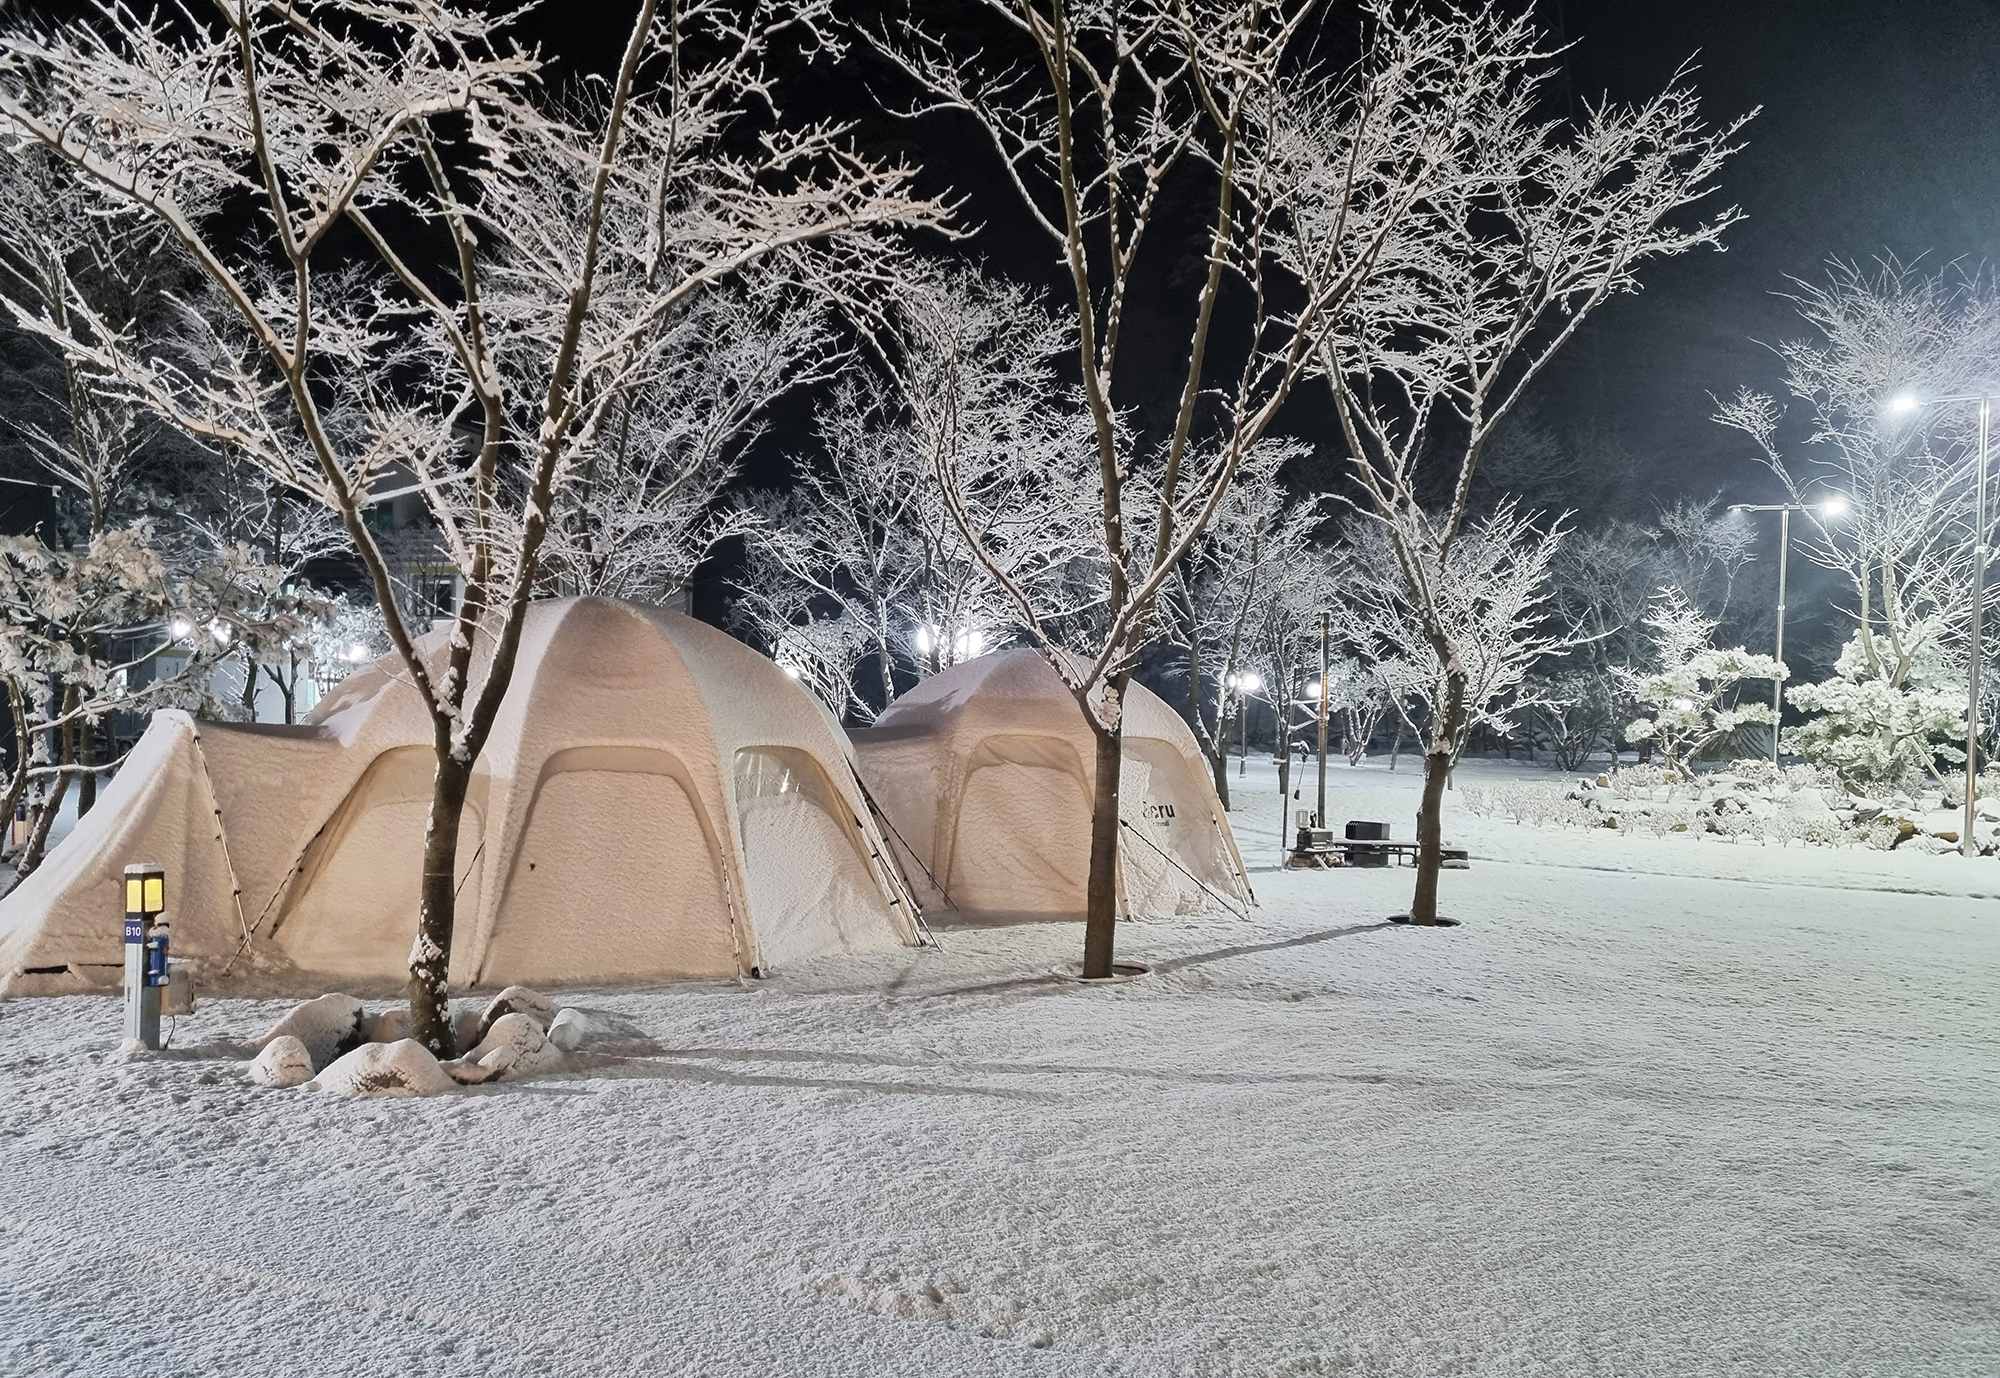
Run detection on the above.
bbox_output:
[1715,258,2000,703]
[1339,505,1578,784]
[1165,438,1317,806]
[543,288,835,607]
[734,270,1095,721]
[873,0,1462,976]
[0,0,945,1049]
[1284,11,1749,923]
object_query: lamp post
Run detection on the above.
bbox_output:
[1225,671,1263,775]
[1728,495,1848,765]
[1887,390,1993,857]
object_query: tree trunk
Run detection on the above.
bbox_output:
[241,658,260,721]
[1407,668,1467,926]
[76,717,95,817]
[409,750,474,1053]
[1210,744,1230,811]
[1390,717,1403,772]
[1080,711,1125,980]
[6,770,70,896]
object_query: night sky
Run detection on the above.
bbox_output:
[1538,0,2000,501]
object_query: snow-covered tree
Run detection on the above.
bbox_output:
[1340,505,1580,777]
[734,271,1095,722]
[1319,656,1388,766]
[1285,10,1748,923]
[1714,259,2000,798]
[542,288,835,608]
[0,0,946,1051]
[873,0,1472,975]
[0,521,272,885]
[1784,633,1964,791]
[1166,439,1318,807]
[1621,591,1785,778]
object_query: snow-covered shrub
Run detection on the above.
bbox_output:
[1856,816,1903,851]
[1459,785,1497,818]
[1784,633,1964,791]
[1621,592,1784,776]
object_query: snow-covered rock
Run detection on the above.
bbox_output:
[256,993,364,1068]
[246,1035,314,1088]
[309,1039,454,1099]
[466,1012,564,1083]
[471,986,557,1046]
[546,1007,595,1052]
[362,1006,412,1044]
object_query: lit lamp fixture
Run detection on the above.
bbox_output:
[914,623,985,662]
[778,663,802,680]
[122,861,168,1050]
[1884,387,1994,856]
[1727,494,1849,766]
[168,616,194,641]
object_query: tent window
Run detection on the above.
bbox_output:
[733,746,844,821]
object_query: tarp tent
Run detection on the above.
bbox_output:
[0,597,920,996]
[852,650,1252,921]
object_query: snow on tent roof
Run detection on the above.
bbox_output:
[853,649,1252,922]
[0,597,920,997]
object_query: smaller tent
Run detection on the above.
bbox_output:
[0,598,920,996]
[852,650,1252,922]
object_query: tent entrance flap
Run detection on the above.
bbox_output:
[482,747,738,985]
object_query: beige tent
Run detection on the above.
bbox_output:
[852,650,1252,921]
[0,597,920,996]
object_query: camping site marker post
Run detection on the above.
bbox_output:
[122,862,167,1050]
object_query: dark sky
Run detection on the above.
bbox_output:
[1538,0,2000,502]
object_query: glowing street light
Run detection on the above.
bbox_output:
[168,617,194,641]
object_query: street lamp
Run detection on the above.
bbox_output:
[1885,389,1993,857]
[1728,495,1848,765]
[1225,671,1263,775]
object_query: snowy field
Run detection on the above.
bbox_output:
[2,756,1995,1376]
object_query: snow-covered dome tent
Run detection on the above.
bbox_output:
[0,598,920,996]
[851,649,1252,922]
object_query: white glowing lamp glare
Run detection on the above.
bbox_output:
[1885,392,1921,416]
[347,642,368,662]
[779,662,801,680]
[168,616,193,640]
[1819,494,1850,519]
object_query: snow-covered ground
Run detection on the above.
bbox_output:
[2,756,1995,1376]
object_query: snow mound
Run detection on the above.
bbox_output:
[256,993,364,1067]
[246,1035,314,1088]
[362,1006,412,1044]
[472,986,557,1047]
[309,1039,454,1099]
[546,1007,595,1051]
[446,1012,563,1085]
